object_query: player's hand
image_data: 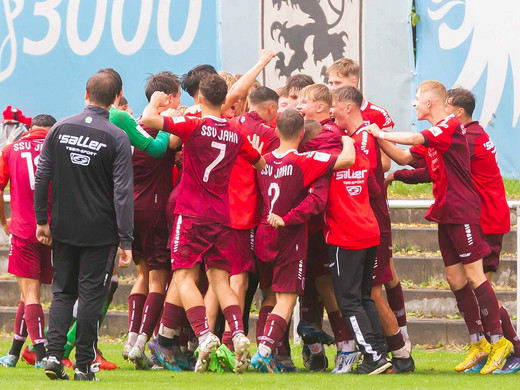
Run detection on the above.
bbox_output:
[259,49,277,65]
[385,172,395,187]
[366,123,381,138]
[161,108,181,117]
[341,135,355,146]
[36,224,52,246]
[118,249,132,268]
[248,134,265,155]
[267,213,285,228]
[150,91,170,108]
[1,218,10,236]
[185,104,201,115]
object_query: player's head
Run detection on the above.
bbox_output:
[235,78,261,116]
[97,68,123,96]
[145,71,181,112]
[31,114,56,130]
[276,86,290,113]
[219,72,238,119]
[86,70,122,109]
[116,96,133,115]
[302,119,322,144]
[198,74,228,109]
[331,86,363,129]
[181,64,218,99]
[326,58,360,91]
[276,108,305,141]
[446,88,475,121]
[414,80,447,121]
[248,86,279,124]
[286,74,314,108]
[296,84,332,120]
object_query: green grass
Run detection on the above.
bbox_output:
[0,339,519,389]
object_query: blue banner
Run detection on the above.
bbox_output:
[0,0,218,120]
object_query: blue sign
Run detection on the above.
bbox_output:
[0,0,218,120]
[416,0,520,177]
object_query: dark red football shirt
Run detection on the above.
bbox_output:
[298,118,343,154]
[361,100,395,131]
[410,115,481,224]
[255,150,337,263]
[162,115,260,225]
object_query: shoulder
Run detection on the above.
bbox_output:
[363,101,394,127]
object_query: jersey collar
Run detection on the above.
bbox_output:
[272,148,297,159]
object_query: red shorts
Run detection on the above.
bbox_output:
[171,215,236,273]
[307,231,329,278]
[8,236,52,284]
[230,228,256,276]
[482,234,503,274]
[132,210,170,271]
[372,231,393,286]
[257,258,305,294]
[438,223,491,267]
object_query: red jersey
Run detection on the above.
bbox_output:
[410,115,481,224]
[0,128,48,242]
[361,100,395,131]
[324,148,380,250]
[162,115,260,225]
[255,150,337,262]
[228,111,279,229]
[133,122,175,211]
[465,122,510,234]
[299,118,342,154]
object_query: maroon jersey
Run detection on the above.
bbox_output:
[361,100,395,131]
[162,115,260,225]
[410,115,481,224]
[299,118,342,153]
[255,150,337,263]
[465,122,510,234]
[133,122,175,210]
[0,128,48,242]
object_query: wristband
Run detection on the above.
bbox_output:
[378,131,386,140]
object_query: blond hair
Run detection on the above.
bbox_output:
[326,58,360,78]
[218,71,237,89]
[298,84,333,107]
[417,80,447,102]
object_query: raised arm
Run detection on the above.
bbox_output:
[333,136,356,170]
[141,92,171,130]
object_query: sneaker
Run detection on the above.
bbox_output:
[172,345,193,371]
[194,333,220,373]
[302,343,328,372]
[21,346,36,366]
[455,338,491,372]
[273,354,298,372]
[185,350,196,370]
[62,357,74,370]
[389,356,415,373]
[355,356,392,375]
[216,344,235,371]
[332,350,361,374]
[297,319,335,345]
[148,339,181,371]
[44,356,69,380]
[128,345,152,370]
[233,334,251,374]
[74,368,99,381]
[464,357,487,373]
[122,342,133,361]
[0,353,18,367]
[35,358,46,369]
[251,351,278,373]
[94,348,117,370]
[480,337,513,374]
[493,354,520,374]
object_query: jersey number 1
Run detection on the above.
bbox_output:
[21,152,38,190]
[203,142,226,183]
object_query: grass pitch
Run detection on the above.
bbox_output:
[0,339,518,389]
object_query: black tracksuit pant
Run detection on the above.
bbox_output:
[46,240,117,372]
[328,245,387,363]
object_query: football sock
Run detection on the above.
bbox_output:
[499,306,520,355]
[260,313,287,357]
[222,331,234,351]
[25,304,46,361]
[256,305,273,346]
[385,330,406,352]
[453,283,484,334]
[63,319,77,358]
[469,332,485,344]
[473,281,502,339]
[10,301,27,356]
[158,333,174,348]
[186,306,210,337]
[139,292,165,337]
[222,305,244,338]
[328,310,353,344]
[386,282,407,327]
[399,326,409,341]
[128,293,147,342]
[337,340,356,353]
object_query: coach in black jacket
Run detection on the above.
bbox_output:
[34,70,133,381]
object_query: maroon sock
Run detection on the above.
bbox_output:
[260,313,288,353]
[153,307,163,338]
[474,281,502,337]
[500,306,520,354]
[386,282,407,327]
[453,283,484,334]
[385,331,405,352]
[328,311,353,343]
[139,292,165,337]
[25,304,45,345]
[222,331,234,351]
[257,305,273,345]
[128,293,146,334]
[222,305,244,338]
[13,301,27,341]
[161,302,185,330]
[186,306,210,337]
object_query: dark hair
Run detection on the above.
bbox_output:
[181,64,218,97]
[302,119,322,143]
[334,86,363,107]
[276,108,304,139]
[286,74,314,92]
[145,71,181,102]
[31,114,56,128]
[118,96,128,106]
[199,74,228,107]
[447,88,476,116]
[249,86,279,105]
[86,71,121,107]
[97,68,123,95]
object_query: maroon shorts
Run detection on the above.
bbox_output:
[171,215,236,273]
[438,223,491,267]
[230,228,256,276]
[8,236,52,284]
[372,231,393,286]
[307,232,329,278]
[257,258,305,294]
[482,233,504,274]
[132,210,170,271]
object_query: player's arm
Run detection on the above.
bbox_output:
[168,135,182,149]
[333,136,356,170]
[245,134,266,170]
[387,167,432,186]
[381,151,392,173]
[141,92,172,131]
[367,123,425,146]
[34,129,55,245]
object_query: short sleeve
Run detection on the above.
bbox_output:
[295,152,338,187]
[0,146,10,190]
[410,144,427,159]
[420,118,455,153]
[238,135,261,165]
[162,115,199,141]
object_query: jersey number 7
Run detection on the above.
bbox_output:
[203,141,226,183]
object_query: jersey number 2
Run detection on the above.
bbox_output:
[268,182,280,214]
[203,142,226,183]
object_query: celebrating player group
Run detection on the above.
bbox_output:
[0,48,517,381]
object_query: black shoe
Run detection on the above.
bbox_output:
[74,368,99,381]
[355,356,392,375]
[45,356,69,380]
[389,356,415,373]
[302,344,328,372]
